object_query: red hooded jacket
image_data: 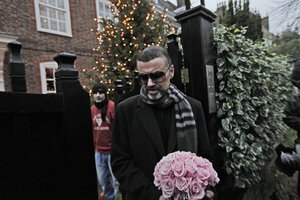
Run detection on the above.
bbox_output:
[91,100,115,154]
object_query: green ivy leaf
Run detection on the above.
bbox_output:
[222,102,233,111]
[227,56,238,67]
[218,42,228,54]
[226,145,233,153]
[216,58,225,67]
[222,118,232,132]
[235,177,246,188]
[246,134,254,140]
[251,143,262,155]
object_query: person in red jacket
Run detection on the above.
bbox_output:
[91,83,118,200]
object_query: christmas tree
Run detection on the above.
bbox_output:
[85,0,172,96]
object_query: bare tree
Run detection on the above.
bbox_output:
[275,0,300,30]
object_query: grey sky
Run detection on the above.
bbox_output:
[170,0,290,35]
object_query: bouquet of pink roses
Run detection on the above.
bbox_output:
[153,151,219,200]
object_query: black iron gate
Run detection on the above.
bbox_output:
[0,42,98,200]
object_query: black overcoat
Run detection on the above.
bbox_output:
[111,95,212,200]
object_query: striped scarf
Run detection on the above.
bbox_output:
[140,84,198,153]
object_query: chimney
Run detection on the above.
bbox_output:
[261,16,269,31]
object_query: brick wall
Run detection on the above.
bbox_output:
[0,0,98,93]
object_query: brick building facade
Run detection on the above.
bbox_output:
[0,0,99,93]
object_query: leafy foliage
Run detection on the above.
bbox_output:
[85,0,169,94]
[213,24,293,188]
[218,0,263,41]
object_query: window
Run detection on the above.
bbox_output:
[40,62,58,94]
[95,0,116,32]
[96,0,114,20]
[34,0,72,37]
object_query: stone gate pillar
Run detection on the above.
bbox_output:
[7,41,26,92]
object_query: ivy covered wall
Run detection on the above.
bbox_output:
[213,25,293,190]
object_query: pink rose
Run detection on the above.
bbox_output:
[161,177,175,199]
[208,168,220,186]
[171,159,186,177]
[153,172,162,187]
[192,156,206,166]
[188,180,205,200]
[185,159,197,176]
[196,168,211,186]
[174,176,192,191]
[154,162,161,174]
[159,160,173,175]
[174,151,194,160]
[165,152,176,161]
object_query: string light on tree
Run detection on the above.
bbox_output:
[83,0,175,96]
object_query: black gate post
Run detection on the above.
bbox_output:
[175,5,216,115]
[7,41,26,92]
[167,34,184,92]
[54,52,98,200]
[175,5,221,188]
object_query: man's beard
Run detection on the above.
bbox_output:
[145,85,166,101]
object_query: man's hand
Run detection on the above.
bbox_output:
[205,189,214,199]
[159,195,165,200]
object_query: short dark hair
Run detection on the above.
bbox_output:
[92,83,107,94]
[137,46,172,66]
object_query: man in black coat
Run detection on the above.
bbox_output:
[111,46,213,200]
[284,60,300,138]
[279,60,300,196]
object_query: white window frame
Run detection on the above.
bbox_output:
[40,62,58,94]
[34,0,72,37]
[0,34,18,92]
[95,0,115,30]
[96,0,114,20]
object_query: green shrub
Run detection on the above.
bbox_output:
[213,24,293,188]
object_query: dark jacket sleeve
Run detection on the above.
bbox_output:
[111,98,161,200]
[283,94,300,132]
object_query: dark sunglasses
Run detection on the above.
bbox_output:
[138,65,172,84]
